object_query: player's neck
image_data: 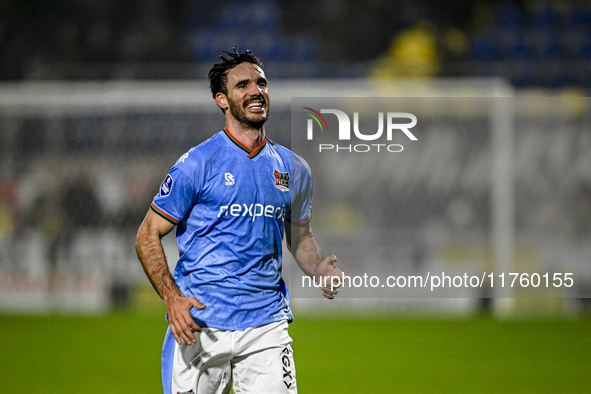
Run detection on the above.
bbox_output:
[226,121,266,151]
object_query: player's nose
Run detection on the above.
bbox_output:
[247,84,264,97]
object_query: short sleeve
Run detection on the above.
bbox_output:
[151,165,198,225]
[288,153,313,226]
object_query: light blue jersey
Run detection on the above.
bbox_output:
[151,128,312,330]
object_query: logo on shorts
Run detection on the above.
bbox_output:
[273,170,290,192]
[177,390,195,394]
[225,172,235,186]
[282,346,295,389]
[160,174,173,197]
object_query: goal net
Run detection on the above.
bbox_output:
[1,78,588,315]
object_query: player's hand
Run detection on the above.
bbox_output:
[314,255,343,299]
[164,295,206,345]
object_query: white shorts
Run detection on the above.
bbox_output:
[162,320,297,394]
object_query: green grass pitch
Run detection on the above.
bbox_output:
[0,311,590,393]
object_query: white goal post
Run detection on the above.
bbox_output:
[0,78,516,314]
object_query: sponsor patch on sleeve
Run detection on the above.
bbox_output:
[160,174,174,197]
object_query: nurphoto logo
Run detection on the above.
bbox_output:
[302,107,417,153]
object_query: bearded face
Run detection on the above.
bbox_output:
[222,62,270,129]
[226,93,269,129]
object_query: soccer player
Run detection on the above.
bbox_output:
[136,48,342,394]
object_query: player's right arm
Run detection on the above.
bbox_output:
[136,209,205,345]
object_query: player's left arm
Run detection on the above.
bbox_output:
[286,223,342,299]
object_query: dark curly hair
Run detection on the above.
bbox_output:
[207,47,264,99]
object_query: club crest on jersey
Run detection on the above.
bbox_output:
[160,174,173,197]
[177,390,195,394]
[273,169,290,192]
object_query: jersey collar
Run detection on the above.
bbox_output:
[223,127,267,159]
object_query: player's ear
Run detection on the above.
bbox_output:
[215,92,229,112]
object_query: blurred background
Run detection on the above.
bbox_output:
[1,0,591,393]
[2,0,591,85]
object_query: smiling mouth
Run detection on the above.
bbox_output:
[245,99,265,110]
